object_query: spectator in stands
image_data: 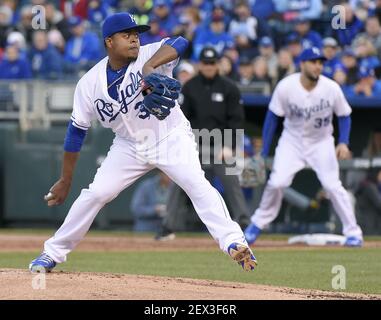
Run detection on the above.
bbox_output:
[374,0,381,23]
[172,0,193,16]
[192,11,235,61]
[250,0,276,20]
[29,30,63,80]
[258,36,278,82]
[333,66,352,96]
[174,60,195,85]
[273,48,296,85]
[87,0,110,25]
[130,0,153,26]
[347,66,381,98]
[219,54,239,80]
[341,48,359,85]
[15,5,34,46]
[237,56,255,86]
[335,2,364,46]
[131,171,172,232]
[48,29,66,54]
[0,4,13,49]
[6,31,27,59]
[352,36,381,71]
[223,46,240,69]
[176,6,202,59]
[44,2,72,42]
[228,0,270,58]
[353,15,381,58]
[178,6,202,43]
[322,37,343,79]
[0,44,31,79]
[289,17,323,49]
[204,3,232,28]
[64,16,102,75]
[151,0,180,37]
[139,16,165,45]
[355,168,381,235]
[274,0,323,21]
[285,33,303,66]
[252,56,272,89]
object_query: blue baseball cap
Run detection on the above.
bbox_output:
[259,36,273,47]
[154,0,171,7]
[299,47,327,62]
[102,12,150,39]
[286,33,300,44]
[68,16,83,28]
[358,66,375,78]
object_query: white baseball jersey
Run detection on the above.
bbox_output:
[269,73,352,142]
[70,38,187,145]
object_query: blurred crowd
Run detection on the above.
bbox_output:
[0,0,381,98]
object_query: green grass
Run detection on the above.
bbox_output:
[2,248,380,295]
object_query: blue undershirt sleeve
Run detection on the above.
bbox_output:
[337,115,351,145]
[261,110,281,157]
[164,36,189,57]
[63,121,87,152]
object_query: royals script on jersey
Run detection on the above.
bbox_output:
[269,73,352,142]
[70,38,187,145]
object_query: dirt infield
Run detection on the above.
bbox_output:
[1,233,380,300]
[1,269,380,300]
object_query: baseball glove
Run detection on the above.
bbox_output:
[239,155,267,188]
[142,73,181,120]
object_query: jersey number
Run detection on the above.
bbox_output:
[314,116,331,129]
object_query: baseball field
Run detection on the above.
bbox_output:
[0,229,380,300]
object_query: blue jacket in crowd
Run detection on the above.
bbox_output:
[323,56,343,79]
[0,58,32,79]
[336,16,364,46]
[29,44,63,79]
[64,31,102,64]
[192,28,235,61]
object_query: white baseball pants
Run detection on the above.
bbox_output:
[251,135,363,239]
[45,122,246,263]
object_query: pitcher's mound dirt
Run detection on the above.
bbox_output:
[1,269,379,300]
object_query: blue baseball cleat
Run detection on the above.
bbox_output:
[29,252,57,273]
[228,243,257,271]
[344,236,363,247]
[244,223,262,245]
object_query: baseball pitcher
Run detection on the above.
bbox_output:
[29,13,257,273]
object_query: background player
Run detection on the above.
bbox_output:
[244,47,364,247]
[29,12,257,273]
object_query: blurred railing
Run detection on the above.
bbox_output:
[0,80,77,131]
[1,80,381,132]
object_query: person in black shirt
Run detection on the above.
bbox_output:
[156,46,251,240]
